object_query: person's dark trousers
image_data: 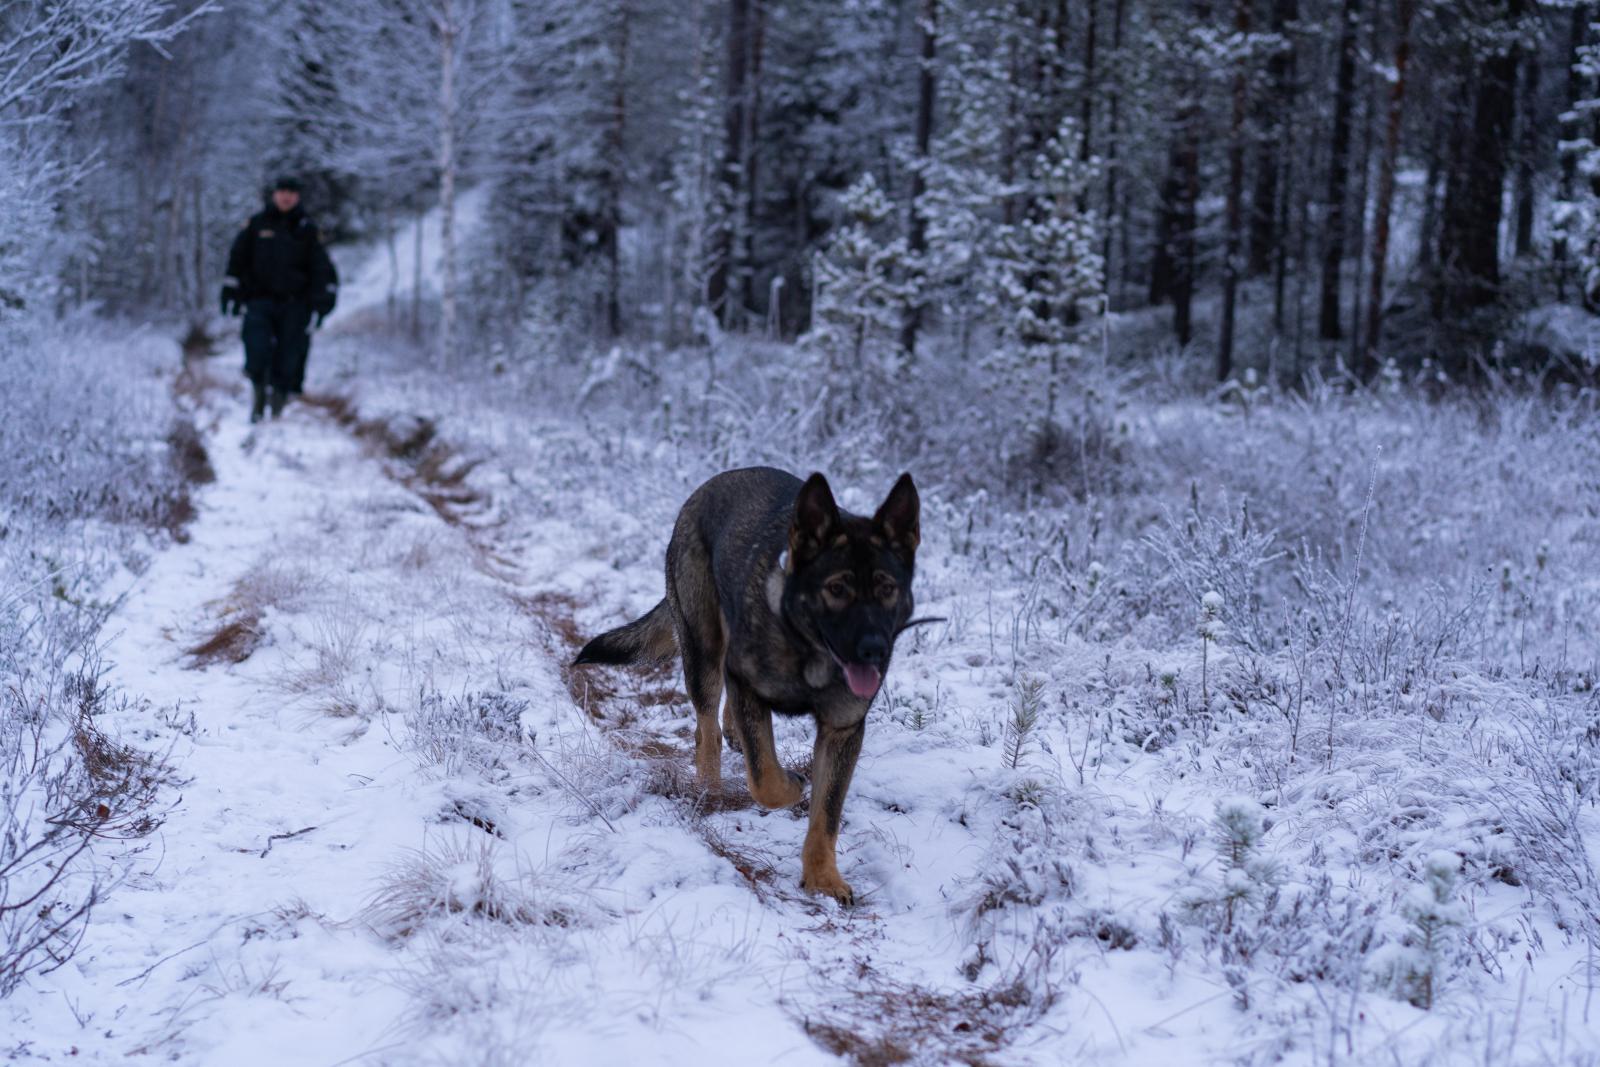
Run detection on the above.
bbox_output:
[242,297,314,394]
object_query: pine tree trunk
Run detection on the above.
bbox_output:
[740,0,765,331]
[1002,26,1020,227]
[1218,0,1251,380]
[191,176,205,316]
[1154,3,1207,346]
[1173,112,1199,348]
[708,0,749,325]
[412,202,423,341]
[1555,6,1589,299]
[1346,7,1379,370]
[901,0,937,358]
[1273,2,1302,335]
[386,206,398,326]
[1417,118,1444,277]
[1318,0,1361,341]
[1249,0,1295,279]
[1080,0,1097,171]
[604,1,630,337]
[1104,0,1126,305]
[1437,1,1519,320]
[1363,0,1413,378]
[1514,46,1540,259]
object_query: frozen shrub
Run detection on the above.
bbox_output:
[363,836,569,942]
[0,660,174,997]
[411,689,532,778]
[1145,495,1282,653]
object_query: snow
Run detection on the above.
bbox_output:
[5,212,1600,1066]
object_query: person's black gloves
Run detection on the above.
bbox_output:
[220,285,242,317]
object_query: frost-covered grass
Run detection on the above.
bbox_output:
[6,278,1596,1061]
[0,317,190,999]
[308,322,1600,1063]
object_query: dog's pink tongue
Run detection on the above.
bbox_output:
[843,663,882,698]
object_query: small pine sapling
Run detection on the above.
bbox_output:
[1395,850,1467,1010]
[1213,796,1271,934]
[1003,676,1044,770]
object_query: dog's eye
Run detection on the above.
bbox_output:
[824,580,852,601]
[877,581,898,603]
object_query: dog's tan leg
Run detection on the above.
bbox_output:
[726,677,804,809]
[800,719,865,904]
[679,634,724,790]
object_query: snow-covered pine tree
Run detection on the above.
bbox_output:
[986,118,1105,448]
[1555,15,1600,309]
[663,0,727,344]
[917,13,1015,355]
[807,173,914,402]
[267,0,359,238]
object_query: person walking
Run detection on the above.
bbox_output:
[221,177,339,422]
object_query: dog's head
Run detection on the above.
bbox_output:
[782,472,919,700]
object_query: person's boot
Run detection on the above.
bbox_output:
[250,381,267,424]
[269,388,288,419]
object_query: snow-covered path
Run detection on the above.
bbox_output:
[6,388,458,1060]
[3,371,848,1064]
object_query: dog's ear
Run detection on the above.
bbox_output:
[873,473,920,560]
[790,472,840,565]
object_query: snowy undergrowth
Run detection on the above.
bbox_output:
[9,298,1592,1063]
[306,325,1600,1064]
[0,318,193,1002]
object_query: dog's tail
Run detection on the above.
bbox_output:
[572,599,677,667]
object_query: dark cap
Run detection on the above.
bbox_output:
[273,175,304,193]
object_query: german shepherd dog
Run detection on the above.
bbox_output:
[574,467,920,903]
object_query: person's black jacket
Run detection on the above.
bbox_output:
[224,203,338,313]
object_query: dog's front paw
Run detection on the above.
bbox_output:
[801,868,854,906]
[750,768,805,809]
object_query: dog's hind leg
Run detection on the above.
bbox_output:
[679,628,724,790]
[725,676,804,809]
[669,536,727,792]
[800,718,865,905]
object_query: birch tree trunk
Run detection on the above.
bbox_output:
[437,0,459,368]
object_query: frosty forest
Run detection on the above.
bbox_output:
[3,0,1600,1063]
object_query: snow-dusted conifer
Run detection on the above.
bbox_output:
[1395,850,1467,1009]
[808,173,913,387]
[985,118,1105,440]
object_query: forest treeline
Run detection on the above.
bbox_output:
[5,0,1600,382]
